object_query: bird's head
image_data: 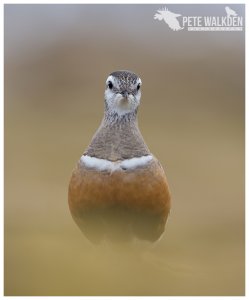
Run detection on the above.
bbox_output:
[104,70,142,117]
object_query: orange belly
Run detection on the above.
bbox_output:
[68,159,171,243]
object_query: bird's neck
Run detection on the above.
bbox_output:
[103,110,138,126]
[84,111,150,161]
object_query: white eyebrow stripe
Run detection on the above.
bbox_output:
[106,75,115,85]
[80,155,153,171]
[137,78,142,85]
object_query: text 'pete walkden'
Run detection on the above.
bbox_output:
[183,16,243,31]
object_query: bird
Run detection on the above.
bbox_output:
[68,70,171,243]
[154,7,183,31]
[225,6,237,17]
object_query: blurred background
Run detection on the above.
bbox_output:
[4,4,245,296]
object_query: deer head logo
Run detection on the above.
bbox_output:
[154,7,183,31]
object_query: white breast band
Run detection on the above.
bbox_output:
[80,155,153,172]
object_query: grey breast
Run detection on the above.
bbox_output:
[84,121,150,161]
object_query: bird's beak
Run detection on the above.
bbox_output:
[121,91,129,99]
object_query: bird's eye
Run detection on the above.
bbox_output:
[137,83,140,91]
[108,81,113,89]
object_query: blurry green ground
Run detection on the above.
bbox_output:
[4,4,244,296]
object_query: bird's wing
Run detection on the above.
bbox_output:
[165,18,183,31]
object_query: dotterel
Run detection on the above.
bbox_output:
[68,70,171,243]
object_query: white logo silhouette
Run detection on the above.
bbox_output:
[154,7,183,31]
[154,6,243,32]
[225,6,238,17]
